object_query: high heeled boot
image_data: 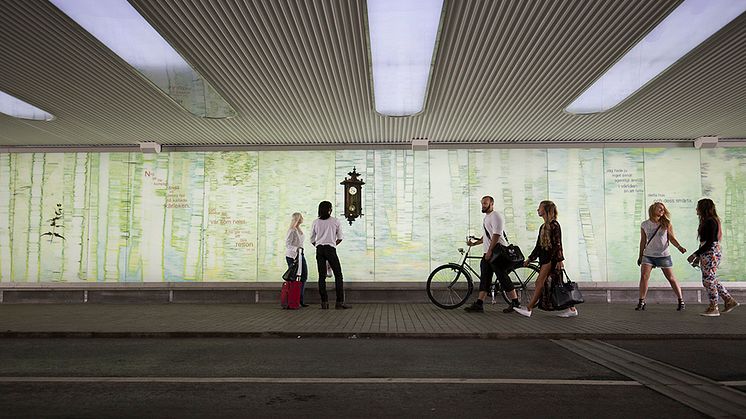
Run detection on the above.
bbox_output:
[635,299,646,311]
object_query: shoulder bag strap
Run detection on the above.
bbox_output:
[485,225,510,246]
[645,224,662,248]
[295,248,303,278]
[550,268,565,287]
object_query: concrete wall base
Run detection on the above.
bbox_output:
[1,282,744,304]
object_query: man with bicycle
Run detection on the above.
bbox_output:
[464,196,523,313]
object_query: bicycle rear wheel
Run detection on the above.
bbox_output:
[426,263,473,309]
[501,264,540,306]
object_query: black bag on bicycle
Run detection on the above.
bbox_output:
[551,269,584,309]
[486,227,525,268]
[494,243,525,267]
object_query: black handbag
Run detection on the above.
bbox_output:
[282,249,303,281]
[551,269,584,309]
[282,261,298,281]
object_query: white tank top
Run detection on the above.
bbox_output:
[641,220,670,257]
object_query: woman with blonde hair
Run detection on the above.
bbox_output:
[635,202,686,311]
[514,200,577,318]
[687,199,739,316]
[285,212,308,307]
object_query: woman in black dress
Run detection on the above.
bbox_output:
[514,200,577,318]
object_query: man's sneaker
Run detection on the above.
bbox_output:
[556,308,578,318]
[513,306,531,317]
[502,305,515,313]
[723,298,740,313]
[699,303,720,317]
[464,302,484,313]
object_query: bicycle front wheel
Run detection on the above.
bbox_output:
[501,264,540,306]
[426,263,473,309]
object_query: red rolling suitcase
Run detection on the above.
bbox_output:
[281,280,301,310]
[281,251,303,310]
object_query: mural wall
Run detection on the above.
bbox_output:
[0,147,744,283]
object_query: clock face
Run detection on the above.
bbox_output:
[348,186,358,195]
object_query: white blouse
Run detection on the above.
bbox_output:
[310,217,343,247]
[285,228,304,259]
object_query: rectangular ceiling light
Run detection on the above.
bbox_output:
[367,0,444,116]
[566,0,746,114]
[0,91,54,121]
[49,0,235,119]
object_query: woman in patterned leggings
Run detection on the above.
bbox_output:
[687,199,739,317]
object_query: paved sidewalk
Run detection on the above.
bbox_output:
[1,303,744,339]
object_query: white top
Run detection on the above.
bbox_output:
[482,210,507,254]
[285,228,304,259]
[641,219,670,257]
[311,217,343,247]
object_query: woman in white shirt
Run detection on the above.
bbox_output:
[285,212,308,307]
[635,202,686,311]
[310,201,350,309]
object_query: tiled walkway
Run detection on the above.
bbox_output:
[1,303,743,339]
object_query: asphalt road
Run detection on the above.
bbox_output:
[2,338,742,418]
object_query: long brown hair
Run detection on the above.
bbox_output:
[648,202,671,229]
[539,200,558,250]
[696,198,720,238]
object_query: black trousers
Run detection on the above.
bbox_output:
[479,255,514,293]
[316,245,344,303]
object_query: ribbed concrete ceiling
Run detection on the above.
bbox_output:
[1,0,745,148]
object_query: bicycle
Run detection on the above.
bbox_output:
[426,236,540,309]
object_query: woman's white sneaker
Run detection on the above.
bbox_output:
[556,308,578,318]
[513,306,532,317]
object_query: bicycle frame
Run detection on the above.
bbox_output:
[457,242,538,304]
[456,244,482,282]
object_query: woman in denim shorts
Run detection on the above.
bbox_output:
[635,202,687,311]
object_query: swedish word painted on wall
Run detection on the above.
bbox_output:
[0,148,744,283]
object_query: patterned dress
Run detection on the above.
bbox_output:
[527,220,566,311]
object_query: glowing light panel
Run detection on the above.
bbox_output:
[50,0,235,118]
[368,0,443,116]
[0,91,54,121]
[567,0,746,114]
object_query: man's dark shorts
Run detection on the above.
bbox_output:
[479,256,515,293]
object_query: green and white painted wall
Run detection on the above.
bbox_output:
[0,147,744,283]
